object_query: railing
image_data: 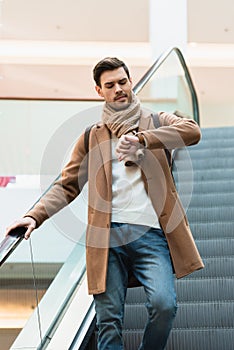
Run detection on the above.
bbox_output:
[0,46,199,350]
[134,47,200,124]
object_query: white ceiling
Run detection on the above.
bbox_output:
[0,0,233,110]
[0,0,149,42]
[187,0,234,44]
[1,0,233,43]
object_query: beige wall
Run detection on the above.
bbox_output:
[199,101,234,128]
[0,329,21,350]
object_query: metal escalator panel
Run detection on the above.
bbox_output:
[46,283,95,350]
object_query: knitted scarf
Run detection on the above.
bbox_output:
[102,92,141,138]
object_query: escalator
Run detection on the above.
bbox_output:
[2,47,233,350]
[85,125,234,350]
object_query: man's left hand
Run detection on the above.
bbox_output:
[115,134,142,162]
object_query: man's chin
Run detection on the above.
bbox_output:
[109,101,130,111]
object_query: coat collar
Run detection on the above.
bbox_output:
[95,107,152,137]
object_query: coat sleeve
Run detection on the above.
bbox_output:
[138,111,201,150]
[25,132,88,227]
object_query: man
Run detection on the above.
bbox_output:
[6,57,204,349]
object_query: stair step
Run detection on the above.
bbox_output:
[188,257,234,278]
[180,192,234,207]
[123,304,147,329]
[175,157,234,170]
[190,221,234,239]
[174,168,234,181]
[123,302,234,329]
[121,329,234,350]
[85,126,234,350]
[174,302,234,328]
[188,139,234,150]
[176,277,234,301]
[176,147,234,160]
[165,328,234,350]
[201,127,234,139]
[126,278,234,304]
[122,331,142,350]
[196,238,234,257]
[177,180,234,194]
[187,206,234,223]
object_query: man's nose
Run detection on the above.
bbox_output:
[115,83,123,93]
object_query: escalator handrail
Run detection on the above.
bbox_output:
[133,46,200,125]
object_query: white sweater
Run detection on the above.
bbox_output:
[111,137,160,229]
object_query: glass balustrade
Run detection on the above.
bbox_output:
[134,47,199,123]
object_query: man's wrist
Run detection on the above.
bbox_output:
[24,215,37,228]
[137,133,146,147]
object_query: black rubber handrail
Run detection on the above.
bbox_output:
[0,227,26,266]
[133,46,200,125]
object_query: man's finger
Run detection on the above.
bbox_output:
[24,228,33,240]
[5,221,22,236]
[124,135,139,143]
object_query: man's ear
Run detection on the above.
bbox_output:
[95,85,103,97]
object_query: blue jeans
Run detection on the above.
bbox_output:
[93,223,177,350]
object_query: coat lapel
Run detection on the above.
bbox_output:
[94,124,112,195]
[92,109,152,200]
[138,109,152,131]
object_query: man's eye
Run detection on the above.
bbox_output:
[106,84,114,89]
[119,80,127,85]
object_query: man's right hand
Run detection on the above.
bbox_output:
[5,217,37,240]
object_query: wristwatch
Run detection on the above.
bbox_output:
[137,133,146,147]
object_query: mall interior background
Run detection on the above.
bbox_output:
[0,0,234,349]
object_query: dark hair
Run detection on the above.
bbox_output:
[93,57,130,87]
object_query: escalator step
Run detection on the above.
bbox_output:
[195,238,234,257]
[175,157,234,170]
[179,257,234,278]
[192,139,234,149]
[126,278,234,304]
[123,331,143,350]
[173,302,234,328]
[176,278,234,302]
[201,127,234,138]
[190,221,234,239]
[165,328,234,350]
[176,147,234,159]
[187,206,234,223]
[125,286,146,303]
[123,302,234,329]
[173,168,234,181]
[122,329,234,350]
[85,126,234,350]
[178,180,234,194]
[180,192,234,207]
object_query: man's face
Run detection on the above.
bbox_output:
[95,67,133,108]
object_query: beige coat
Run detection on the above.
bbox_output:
[26,110,204,295]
